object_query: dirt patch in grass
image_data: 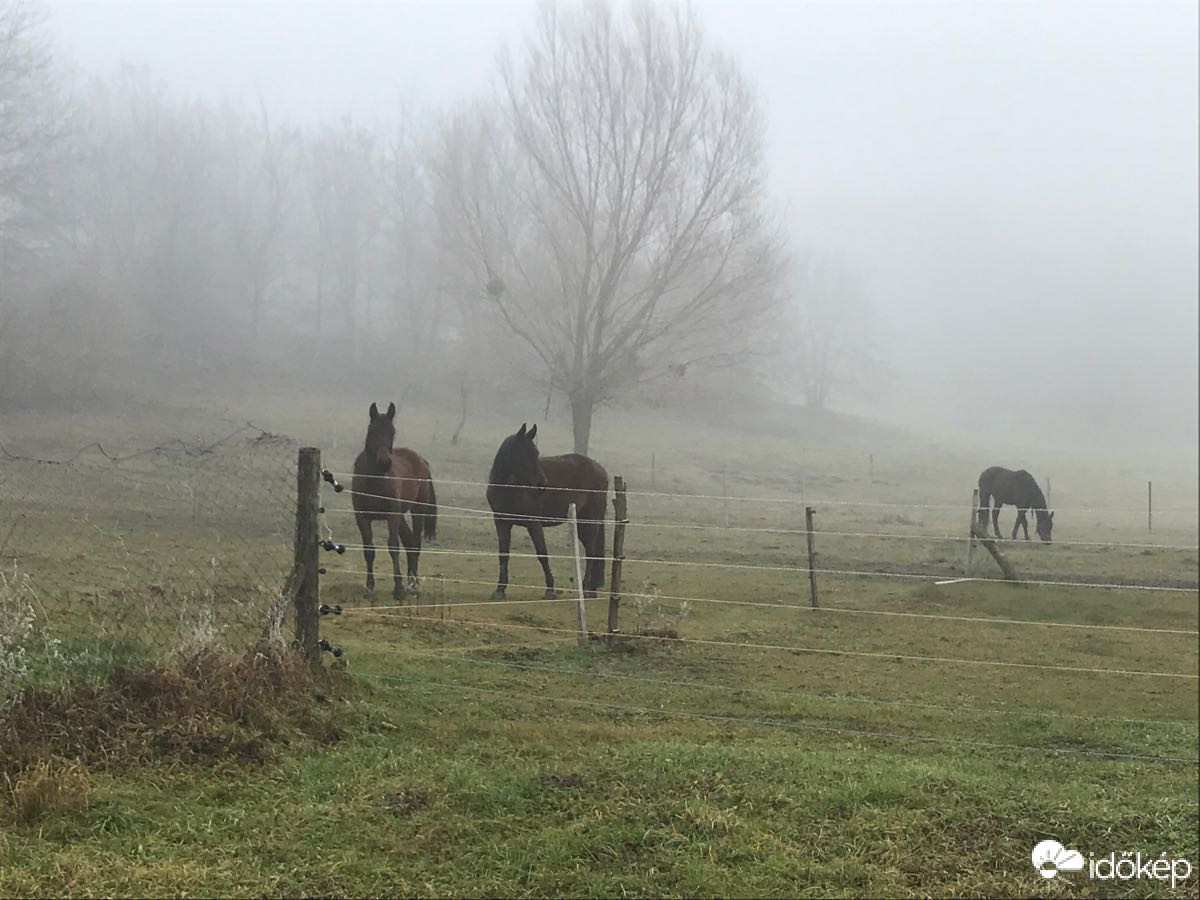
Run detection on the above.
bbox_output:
[538,772,585,789]
[0,650,351,781]
[382,788,428,815]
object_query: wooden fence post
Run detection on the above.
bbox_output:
[970,518,1020,582]
[567,503,588,647]
[650,453,656,491]
[1148,481,1152,533]
[869,453,874,482]
[805,506,818,609]
[608,476,627,634]
[294,447,322,667]
[966,487,979,575]
[722,466,729,527]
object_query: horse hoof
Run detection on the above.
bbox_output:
[544,588,558,600]
[392,584,407,601]
[490,590,507,602]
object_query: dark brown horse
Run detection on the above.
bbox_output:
[487,423,608,600]
[977,466,1053,542]
[352,402,438,597]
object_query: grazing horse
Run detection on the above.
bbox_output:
[977,466,1053,542]
[487,423,608,600]
[351,402,438,598]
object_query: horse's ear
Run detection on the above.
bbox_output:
[369,402,378,420]
[517,423,527,439]
[386,401,396,420]
[528,424,537,441]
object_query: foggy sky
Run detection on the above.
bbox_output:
[47,0,1200,451]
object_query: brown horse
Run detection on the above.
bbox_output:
[487,423,608,600]
[351,402,438,598]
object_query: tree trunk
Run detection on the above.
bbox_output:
[570,392,594,455]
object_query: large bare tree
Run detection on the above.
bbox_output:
[437,0,782,453]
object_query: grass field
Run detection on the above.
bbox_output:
[0,392,1196,896]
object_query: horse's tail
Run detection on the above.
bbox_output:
[420,478,438,541]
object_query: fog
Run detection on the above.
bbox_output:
[9,0,1198,463]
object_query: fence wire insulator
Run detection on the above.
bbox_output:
[319,603,343,616]
[318,638,343,658]
[321,539,346,554]
[321,469,344,493]
[318,567,327,575]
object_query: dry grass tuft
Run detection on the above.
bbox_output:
[8,757,91,824]
[0,649,352,782]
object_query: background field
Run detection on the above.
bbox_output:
[0,392,1196,897]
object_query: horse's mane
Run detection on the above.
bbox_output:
[489,436,517,484]
[1022,473,1049,513]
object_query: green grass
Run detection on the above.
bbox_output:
[0,393,1196,896]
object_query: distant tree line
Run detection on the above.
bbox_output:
[0,0,878,450]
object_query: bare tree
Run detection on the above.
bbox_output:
[305,119,382,360]
[778,252,880,410]
[216,98,294,350]
[0,0,69,268]
[436,1,781,453]
[377,107,444,382]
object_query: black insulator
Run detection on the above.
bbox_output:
[321,469,344,492]
[335,543,346,555]
[318,567,327,575]
[319,604,343,616]
[318,639,343,658]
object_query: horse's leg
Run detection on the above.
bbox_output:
[356,514,375,595]
[577,518,602,598]
[528,524,557,599]
[387,516,405,600]
[1015,509,1030,541]
[492,518,513,600]
[991,503,1002,539]
[397,513,421,594]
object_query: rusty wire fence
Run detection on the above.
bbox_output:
[0,426,299,691]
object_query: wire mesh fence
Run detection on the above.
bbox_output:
[0,427,298,691]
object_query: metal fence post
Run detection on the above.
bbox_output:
[805,506,818,609]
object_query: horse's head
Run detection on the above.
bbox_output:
[494,423,548,495]
[364,402,396,467]
[1036,509,1054,543]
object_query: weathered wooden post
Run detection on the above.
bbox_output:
[722,466,730,527]
[966,487,979,575]
[294,447,322,667]
[1148,481,1153,533]
[650,453,656,491]
[805,506,819,609]
[869,453,874,482]
[970,518,1020,582]
[567,503,588,647]
[608,476,628,633]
